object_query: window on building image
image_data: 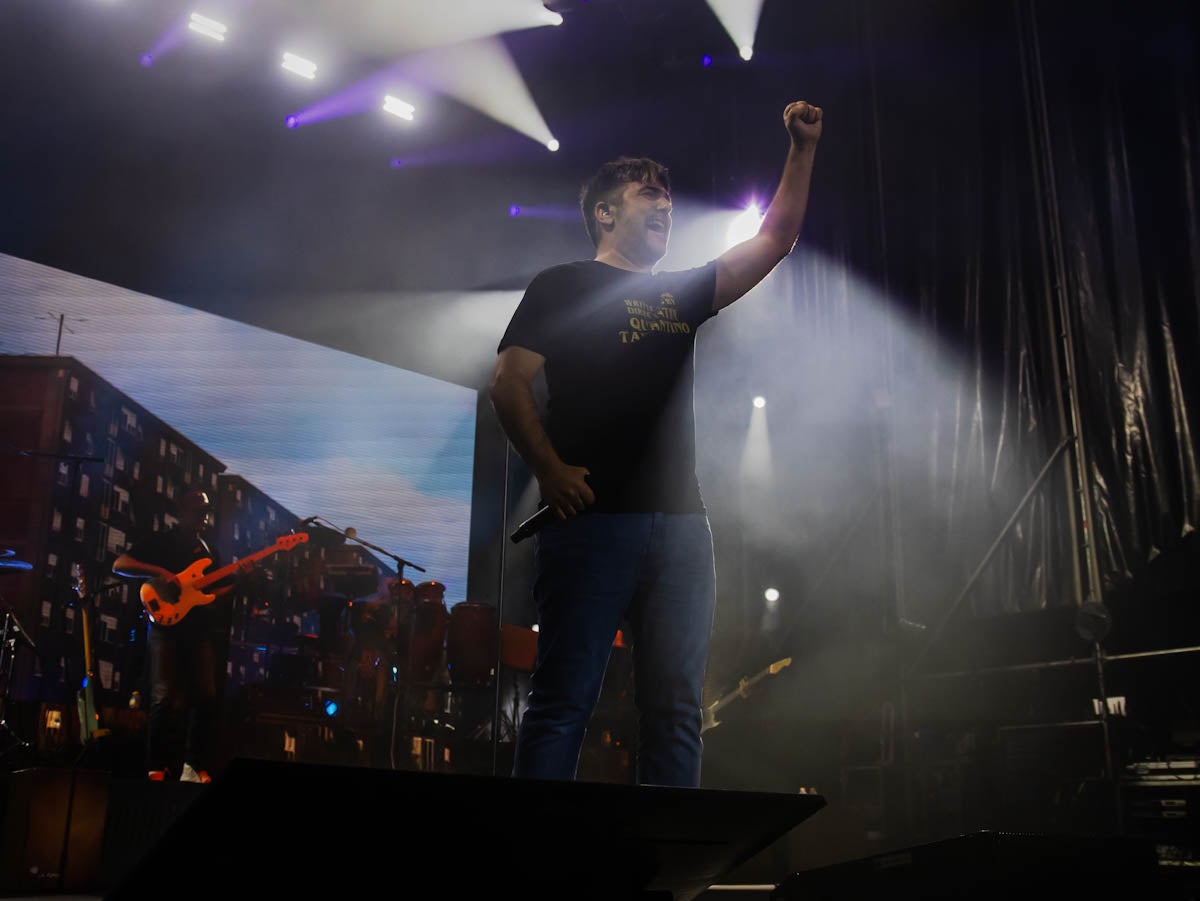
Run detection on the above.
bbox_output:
[156,475,163,494]
[51,510,62,532]
[74,517,85,541]
[79,474,89,498]
[57,462,69,486]
[133,461,140,480]
[68,376,78,399]
[62,421,72,442]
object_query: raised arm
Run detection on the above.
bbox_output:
[713,100,823,312]
[488,346,595,519]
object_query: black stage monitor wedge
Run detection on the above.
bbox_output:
[104,757,826,900]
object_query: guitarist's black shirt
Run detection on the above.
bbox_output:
[127,528,222,638]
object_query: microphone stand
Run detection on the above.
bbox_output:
[309,517,425,770]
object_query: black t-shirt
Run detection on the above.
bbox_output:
[126,529,221,637]
[498,259,718,513]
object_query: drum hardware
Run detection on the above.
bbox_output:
[301,516,428,770]
[0,604,37,759]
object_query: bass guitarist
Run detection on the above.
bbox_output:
[113,487,229,783]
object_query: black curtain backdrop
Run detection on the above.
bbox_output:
[696,0,1199,826]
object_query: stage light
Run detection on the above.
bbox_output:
[725,203,763,250]
[702,54,713,67]
[285,115,298,128]
[764,587,780,603]
[324,699,338,717]
[390,158,406,168]
[705,0,765,65]
[282,52,317,80]
[383,94,415,120]
[753,395,766,408]
[140,53,154,67]
[547,139,560,152]
[188,12,227,42]
[509,205,521,217]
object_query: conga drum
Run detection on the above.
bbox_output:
[446,602,498,687]
[403,581,449,682]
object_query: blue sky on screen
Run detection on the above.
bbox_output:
[0,253,475,604]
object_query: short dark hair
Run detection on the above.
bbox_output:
[579,156,671,248]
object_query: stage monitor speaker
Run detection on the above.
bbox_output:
[105,756,826,900]
[773,830,1163,899]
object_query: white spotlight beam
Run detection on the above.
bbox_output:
[273,0,562,59]
[402,35,555,147]
[726,204,764,251]
[704,0,766,60]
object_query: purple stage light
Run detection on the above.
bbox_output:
[506,204,578,222]
[390,158,405,169]
[285,115,299,129]
[287,61,408,128]
[702,54,713,67]
[143,16,190,67]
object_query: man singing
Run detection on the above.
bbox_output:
[491,100,822,787]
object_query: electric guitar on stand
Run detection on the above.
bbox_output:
[72,563,108,742]
[140,533,309,626]
[701,656,792,734]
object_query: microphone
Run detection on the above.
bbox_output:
[510,505,556,544]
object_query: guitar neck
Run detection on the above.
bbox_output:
[195,544,284,589]
[714,659,791,711]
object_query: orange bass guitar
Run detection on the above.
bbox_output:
[140,532,308,626]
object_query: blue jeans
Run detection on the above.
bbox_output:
[512,512,716,787]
